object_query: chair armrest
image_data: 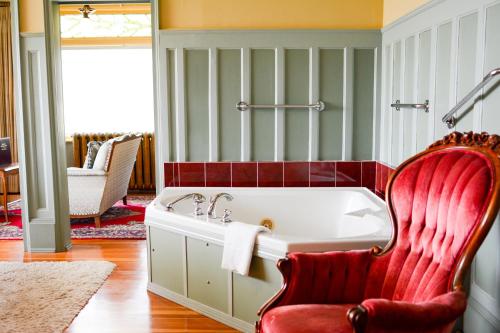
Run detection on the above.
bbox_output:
[348,290,467,332]
[258,250,373,317]
[67,167,107,177]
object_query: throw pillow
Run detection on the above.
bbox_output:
[84,141,103,169]
[93,139,114,170]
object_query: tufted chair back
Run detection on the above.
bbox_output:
[364,132,500,303]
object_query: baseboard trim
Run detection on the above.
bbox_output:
[148,282,254,333]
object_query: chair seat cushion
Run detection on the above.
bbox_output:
[261,304,354,333]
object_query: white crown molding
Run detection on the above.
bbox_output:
[381,0,446,33]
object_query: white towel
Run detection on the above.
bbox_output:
[221,222,269,276]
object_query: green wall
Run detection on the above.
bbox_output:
[161,30,381,162]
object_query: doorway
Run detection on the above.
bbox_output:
[4,0,160,250]
[60,3,155,238]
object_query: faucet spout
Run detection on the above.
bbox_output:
[207,193,233,218]
[166,193,206,211]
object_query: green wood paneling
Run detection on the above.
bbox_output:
[161,31,380,162]
[434,22,452,139]
[464,300,500,333]
[219,49,241,161]
[455,13,478,132]
[185,49,209,161]
[186,238,228,313]
[150,227,184,295]
[391,41,401,164]
[475,219,499,297]
[251,49,275,161]
[319,49,343,160]
[232,257,282,323]
[285,49,309,161]
[382,44,391,163]
[353,49,374,160]
[481,3,500,133]
[416,30,431,152]
[167,49,177,161]
[402,37,415,160]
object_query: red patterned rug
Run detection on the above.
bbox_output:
[0,195,153,240]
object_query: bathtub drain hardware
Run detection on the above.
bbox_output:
[260,218,274,231]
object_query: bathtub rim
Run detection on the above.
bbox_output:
[145,186,391,259]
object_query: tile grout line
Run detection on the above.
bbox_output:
[177,162,181,187]
[230,162,233,187]
[334,161,337,187]
[203,162,207,187]
[283,161,285,187]
[361,161,364,188]
[308,161,311,187]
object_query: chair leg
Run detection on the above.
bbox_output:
[1,174,8,222]
[122,196,127,205]
[94,215,101,228]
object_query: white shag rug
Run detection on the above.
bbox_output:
[0,261,116,333]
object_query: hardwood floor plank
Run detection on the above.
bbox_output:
[0,240,240,333]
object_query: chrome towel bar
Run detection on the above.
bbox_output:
[442,68,500,128]
[390,100,429,112]
[236,101,326,112]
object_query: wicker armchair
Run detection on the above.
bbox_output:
[67,134,141,227]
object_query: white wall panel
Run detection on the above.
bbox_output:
[158,30,381,164]
[19,33,71,252]
[416,30,432,152]
[381,1,500,331]
[455,12,478,132]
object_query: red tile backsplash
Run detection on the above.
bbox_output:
[231,162,257,187]
[284,162,309,187]
[164,163,175,187]
[362,161,376,191]
[163,160,395,201]
[375,162,396,198]
[258,162,284,187]
[178,163,205,187]
[309,161,336,187]
[376,162,381,192]
[336,161,362,187]
[206,162,231,187]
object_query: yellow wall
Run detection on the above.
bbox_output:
[17,0,431,34]
[383,0,431,26]
[159,0,383,30]
[19,0,44,33]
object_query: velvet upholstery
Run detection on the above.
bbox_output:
[262,304,355,333]
[260,147,497,333]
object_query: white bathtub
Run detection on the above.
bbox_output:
[145,187,392,258]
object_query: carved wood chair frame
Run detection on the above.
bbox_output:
[256,131,500,333]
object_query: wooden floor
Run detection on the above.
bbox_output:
[0,239,239,333]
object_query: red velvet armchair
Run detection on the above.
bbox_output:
[257,132,500,333]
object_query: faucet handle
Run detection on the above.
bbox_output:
[193,200,203,216]
[193,194,205,216]
[193,193,206,203]
[221,209,232,223]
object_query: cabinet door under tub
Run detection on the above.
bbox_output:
[186,238,229,313]
[149,227,184,295]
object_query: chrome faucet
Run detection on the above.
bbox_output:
[221,209,232,223]
[207,193,233,218]
[165,193,206,215]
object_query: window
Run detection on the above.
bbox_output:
[60,4,153,135]
[62,48,154,134]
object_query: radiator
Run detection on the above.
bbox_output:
[72,133,155,192]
